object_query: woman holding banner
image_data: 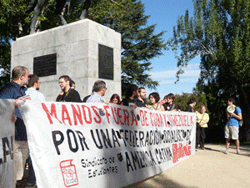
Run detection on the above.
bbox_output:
[148,92,165,111]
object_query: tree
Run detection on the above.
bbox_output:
[0,0,167,94]
[175,92,207,112]
[168,0,250,141]
[0,0,31,86]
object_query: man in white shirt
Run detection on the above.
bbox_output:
[25,74,45,187]
[26,74,45,101]
[86,80,107,103]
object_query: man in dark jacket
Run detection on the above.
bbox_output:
[0,66,30,184]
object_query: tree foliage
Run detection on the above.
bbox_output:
[0,0,166,94]
[0,0,31,85]
[168,0,250,141]
[175,92,207,112]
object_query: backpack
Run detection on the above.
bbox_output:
[235,107,243,127]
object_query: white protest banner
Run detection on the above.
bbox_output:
[0,99,15,188]
[18,100,196,188]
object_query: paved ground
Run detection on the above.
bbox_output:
[126,144,250,188]
[17,144,250,188]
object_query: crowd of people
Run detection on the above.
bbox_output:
[0,66,243,188]
[53,74,178,112]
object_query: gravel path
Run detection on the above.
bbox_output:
[126,144,250,188]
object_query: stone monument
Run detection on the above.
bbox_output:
[11,19,121,102]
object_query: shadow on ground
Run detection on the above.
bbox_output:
[123,172,187,188]
[205,144,250,157]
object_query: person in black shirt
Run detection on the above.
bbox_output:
[121,84,139,107]
[57,75,81,102]
[83,94,91,102]
[135,87,147,107]
[56,79,75,101]
[83,90,94,102]
[186,97,196,112]
[163,93,179,111]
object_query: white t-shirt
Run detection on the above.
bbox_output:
[26,88,46,101]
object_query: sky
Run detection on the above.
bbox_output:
[142,0,201,98]
[2,0,200,96]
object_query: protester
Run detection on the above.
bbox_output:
[121,84,139,107]
[159,95,168,106]
[135,87,147,107]
[109,94,121,104]
[57,75,81,102]
[56,77,77,102]
[83,89,94,102]
[56,79,75,101]
[225,98,242,154]
[55,90,64,101]
[186,97,196,112]
[148,92,165,111]
[70,79,75,89]
[0,66,30,185]
[26,74,45,101]
[25,74,45,187]
[163,93,179,111]
[86,80,107,103]
[196,105,209,150]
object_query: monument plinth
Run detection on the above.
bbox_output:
[11,19,121,102]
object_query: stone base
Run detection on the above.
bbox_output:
[11,19,121,102]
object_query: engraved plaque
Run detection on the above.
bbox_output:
[33,53,57,77]
[98,44,114,80]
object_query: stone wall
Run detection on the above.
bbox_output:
[11,19,121,102]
